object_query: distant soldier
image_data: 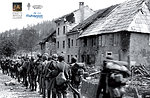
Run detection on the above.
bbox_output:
[96,58,131,98]
[36,53,43,94]
[28,57,35,91]
[41,54,49,98]
[22,57,30,89]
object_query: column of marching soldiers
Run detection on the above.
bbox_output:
[0,53,86,98]
[0,53,131,98]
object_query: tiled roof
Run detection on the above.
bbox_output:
[67,4,118,35]
[79,0,145,38]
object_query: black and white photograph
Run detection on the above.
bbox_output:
[0,0,150,98]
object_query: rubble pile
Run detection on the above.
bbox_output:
[125,65,150,97]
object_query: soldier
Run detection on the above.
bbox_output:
[45,54,58,98]
[28,57,35,91]
[70,56,86,98]
[22,56,30,89]
[41,54,49,98]
[36,53,43,94]
[96,58,131,98]
[1,59,5,74]
[55,54,70,98]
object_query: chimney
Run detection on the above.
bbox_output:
[79,2,84,9]
[79,2,84,23]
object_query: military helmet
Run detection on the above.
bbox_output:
[52,54,58,60]
[37,53,42,58]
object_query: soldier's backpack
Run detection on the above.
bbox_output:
[56,62,67,85]
[71,63,85,84]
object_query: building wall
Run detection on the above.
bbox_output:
[56,5,94,62]
[79,36,99,67]
[66,33,79,63]
[56,21,67,55]
[130,33,150,66]
[79,32,130,67]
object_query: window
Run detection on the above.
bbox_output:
[68,55,70,63]
[102,35,105,46]
[57,41,59,48]
[92,38,96,47]
[63,41,65,48]
[72,39,73,46]
[113,34,118,46]
[83,38,87,47]
[76,39,78,46]
[81,55,85,62]
[149,34,150,45]
[57,28,59,35]
[87,55,90,64]
[68,38,70,48]
[99,36,102,46]
[63,26,65,34]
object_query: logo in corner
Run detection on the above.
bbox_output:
[13,2,22,19]
[27,3,31,10]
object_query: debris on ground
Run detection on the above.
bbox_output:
[4,79,19,86]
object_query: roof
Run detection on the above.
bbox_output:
[54,5,94,23]
[67,4,118,35]
[39,30,56,44]
[79,0,145,38]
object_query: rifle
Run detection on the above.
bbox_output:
[67,82,81,98]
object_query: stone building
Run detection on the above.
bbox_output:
[78,0,150,67]
[54,2,95,62]
[39,30,56,55]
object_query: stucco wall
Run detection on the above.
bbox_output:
[130,33,150,66]
[66,33,79,63]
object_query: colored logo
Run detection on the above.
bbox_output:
[13,2,22,19]
[13,2,22,11]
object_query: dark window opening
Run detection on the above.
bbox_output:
[68,55,70,63]
[68,38,70,48]
[72,39,73,46]
[58,28,59,35]
[83,38,87,47]
[81,55,85,62]
[63,41,65,48]
[63,26,65,34]
[57,41,59,48]
[92,38,96,47]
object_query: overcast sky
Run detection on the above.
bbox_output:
[0,0,128,33]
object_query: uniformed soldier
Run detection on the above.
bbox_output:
[55,54,70,98]
[70,56,86,98]
[45,54,58,98]
[36,53,43,94]
[28,57,35,91]
[96,58,131,98]
[41,54,49,98]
